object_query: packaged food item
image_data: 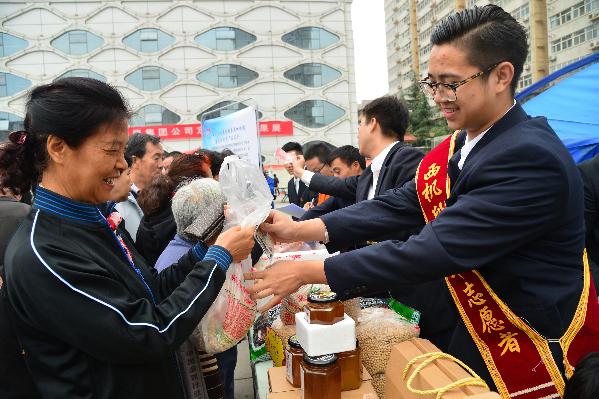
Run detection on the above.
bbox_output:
[342,298,362,322]
[304,291,344,325]
[248,304,280,363]
[285,335,304,388]
[357,307,420,376]
[281,284,330,325]
[301,353,341,399]
[266,317,297,367]
[337,342,362,391]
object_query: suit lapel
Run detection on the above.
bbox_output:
[375,142,402,196]
[356,168,373,202]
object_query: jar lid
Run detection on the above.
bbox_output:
[303,353,337,366]
[288,335,302,349]
[307,291,338,304]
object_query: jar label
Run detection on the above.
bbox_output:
[286,350,293,383]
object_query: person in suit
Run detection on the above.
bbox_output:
[249,5,599,392]
[289,95,423,223]
[301,145,365,221]
[282,142,315,208]
[578,153,599,290]
[302,142,337,206]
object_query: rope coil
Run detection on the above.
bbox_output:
[402,351,489,399]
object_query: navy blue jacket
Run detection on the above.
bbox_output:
[320,104,585,384]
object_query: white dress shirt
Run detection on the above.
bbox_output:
[367,141,399,199]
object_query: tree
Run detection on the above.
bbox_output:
[403,79,450,147]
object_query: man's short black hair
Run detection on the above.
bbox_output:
[564,352,599,399]
[327,145,366,170]
[281,141,303,155]
[303,142,336,164]
[359,95,409,141]
[430,4,528,95]
[125,133,161,160]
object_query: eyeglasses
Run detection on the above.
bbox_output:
[418,62,502,102]
[311,164,325,174]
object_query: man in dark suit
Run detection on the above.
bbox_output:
[290,95,424,239]
[301,145,365,221]
[578,153,599,289]
[282,142,315,208]
[251,5,599,391]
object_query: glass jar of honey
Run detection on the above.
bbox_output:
[301,353,341,399]
[337,342,362,391]
[304,291,344,325]
[285,335,303,387]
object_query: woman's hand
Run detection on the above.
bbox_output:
[215,226,255,263]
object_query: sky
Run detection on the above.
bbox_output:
[351,0,389,102]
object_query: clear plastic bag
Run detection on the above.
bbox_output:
[193,156,274,354]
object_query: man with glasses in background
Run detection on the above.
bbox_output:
[250,5,599,396]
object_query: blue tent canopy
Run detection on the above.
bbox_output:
[516,52,599,163]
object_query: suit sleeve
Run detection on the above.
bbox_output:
[392,148,424,187]
[300,196,342,221]
[321,179,425,246]
[308,173,359,201]
[323,143,569,299]
[7,241,226,364]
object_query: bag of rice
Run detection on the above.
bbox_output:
[357,307,420,376]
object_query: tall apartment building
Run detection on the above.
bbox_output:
[0,0,358,160]
[385,0,598,97]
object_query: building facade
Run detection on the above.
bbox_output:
[0,0,358,162]
[385,0,598,96]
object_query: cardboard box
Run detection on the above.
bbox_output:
[295,312,356,357]
[385,338,499,399]
[267,365,376,399]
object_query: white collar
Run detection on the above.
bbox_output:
[131,183,140,194]
[458,100,517,170]
[371,141,399,174]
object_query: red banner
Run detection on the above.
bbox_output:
[128,121,293,140]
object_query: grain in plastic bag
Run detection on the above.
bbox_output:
[356,307,420,376]
[193,156,273,354]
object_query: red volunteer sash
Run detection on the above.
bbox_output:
[415,131,599,399]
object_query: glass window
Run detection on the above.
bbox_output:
[0,72,31,97]
[56,69,106,82]
[122,28,175,53]
[196,64,258,88]
[0,112,24,139]
[195,27,256,51]
[125,66,176,91]
[51,30,103,55]
[129,104,180,126]
[197,101,263,120]
[284,63,341,87]
[284,100,344,128]
[0,33,28,57]
[282,27,339,50]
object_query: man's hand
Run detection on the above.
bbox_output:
[215,226,255,262]
[245,259,327,312]
[259,210,298,243]
[303,201,315,210]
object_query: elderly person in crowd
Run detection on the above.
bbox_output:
[1,77,255,399]
[136,153,213,267]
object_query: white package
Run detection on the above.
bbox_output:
[295,312,356,357]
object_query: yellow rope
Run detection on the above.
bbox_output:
[402,352,489,399]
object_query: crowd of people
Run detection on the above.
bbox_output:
[0,4,598,399]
